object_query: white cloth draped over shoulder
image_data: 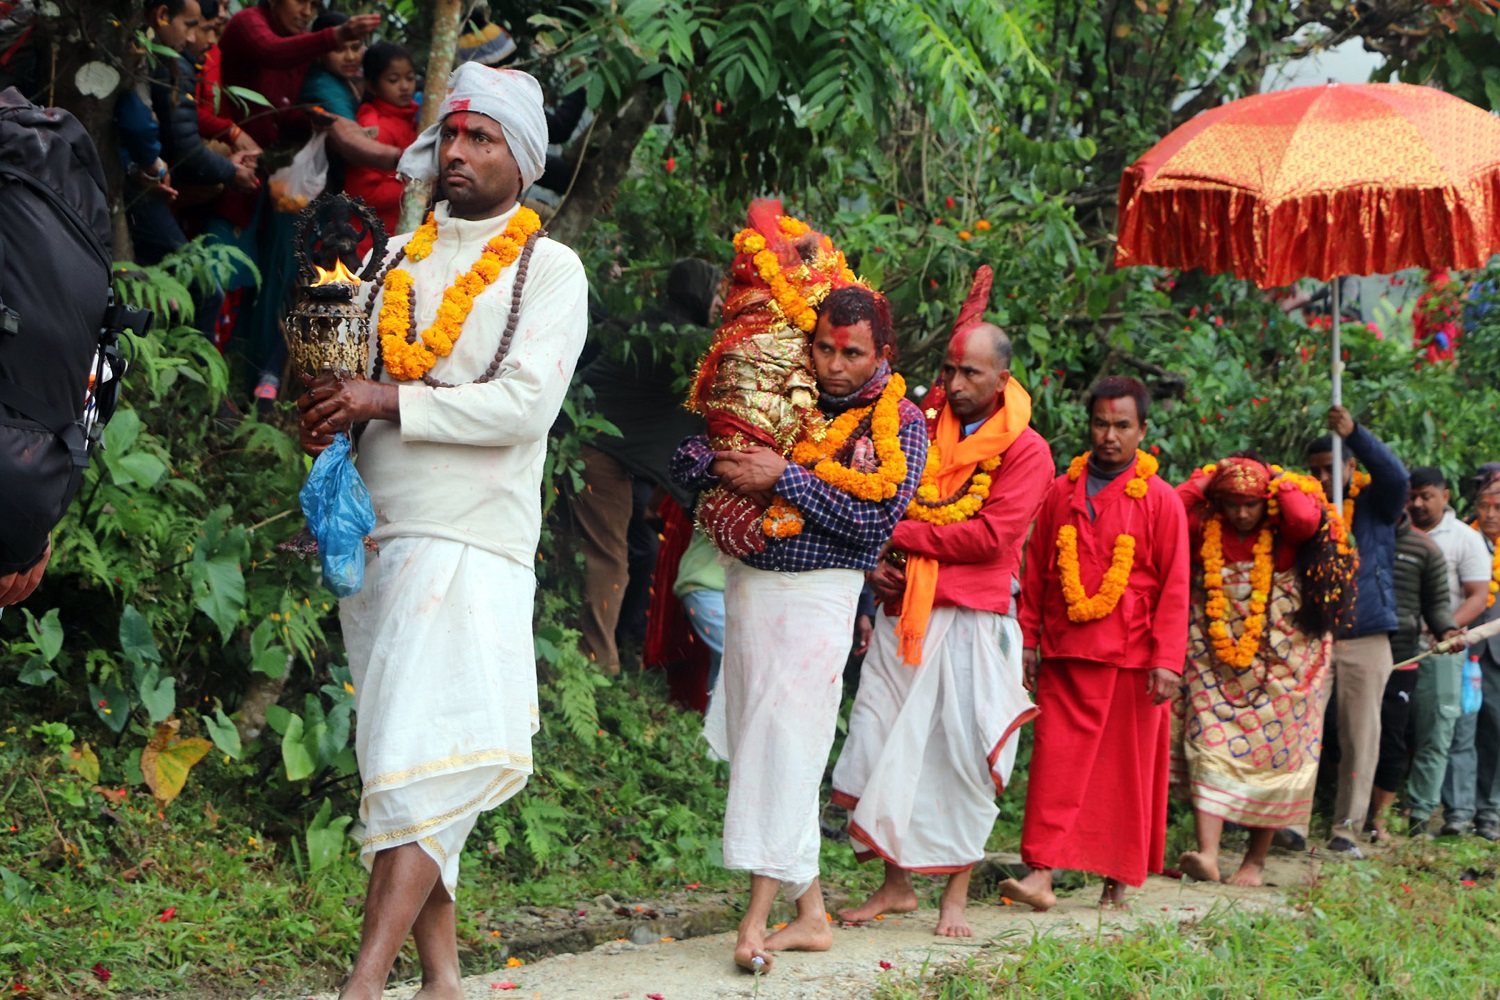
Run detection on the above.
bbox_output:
[345,200,587,896]
[832,608,1035,873]
[710,561,863,901]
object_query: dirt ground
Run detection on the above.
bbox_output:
[332,851,1316,1000]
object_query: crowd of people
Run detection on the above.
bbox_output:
[607,233,1499,969]
[39,1,583,418]
[9,4,1498,990]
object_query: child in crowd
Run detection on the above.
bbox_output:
[342,41,418,237]
[299,10,364,121]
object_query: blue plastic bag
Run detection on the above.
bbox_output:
[299,434,376,597]
[1463,655,1485,716]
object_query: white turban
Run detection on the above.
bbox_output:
[397,62,549,190]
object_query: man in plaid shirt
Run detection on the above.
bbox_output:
[672,284,926,972]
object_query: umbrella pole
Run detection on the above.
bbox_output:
[1330,278,1344,509]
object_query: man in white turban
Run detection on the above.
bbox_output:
[297,62,586,1000]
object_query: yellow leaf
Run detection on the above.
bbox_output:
[140,720,212,807]
[66,742,100,783]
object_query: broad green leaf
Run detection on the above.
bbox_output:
[23,608,63,662]
[89,680,132,734]
[66,742,100,783]
[17,657,55,686]
[140,721,212,807]
[305,797,354,873]
[0,867,35,907]
[190,550,245,643]
[265,703,292,735]
[119,604,162,665]
[280,714,316,781]
[115,451,168,488]
[225,84,272,107]
[203,708,242,761]
[103,407,141,455]
[135,665,177,724]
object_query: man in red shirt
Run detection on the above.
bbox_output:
[832,271,1052,937]
[999,376,1190,909]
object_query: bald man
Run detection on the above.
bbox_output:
[832,322,1053,936]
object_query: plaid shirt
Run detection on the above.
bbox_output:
[672,399,928,574]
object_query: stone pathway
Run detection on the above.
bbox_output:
[340,852,1316,1000]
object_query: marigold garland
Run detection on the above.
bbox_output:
[1057,527,1136,623]
[905,445,1001,525]
[791,373,909,500]
[1470,518,1500,609]
[732,215,821,332]
[378,207,541,382]
[1342,470,1371,528]
[768,374,909,537]
[763,496,802,538]
[1055,449,1157,622]
[1201,515,1275,668]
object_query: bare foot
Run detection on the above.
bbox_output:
[1225,859,1265,887]
[764,913,833,953]
[1177,850,1222,883]
[733,920,773,973]
[837,882,919,924]
[934,900,971,937]
[411,985,464,1000]
[996,872,1056,912]
[1098,879,1130,910]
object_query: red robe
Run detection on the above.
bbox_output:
[1017,463,1190,885]
[888,426,1053,616]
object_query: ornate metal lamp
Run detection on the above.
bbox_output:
[286,193,388,379]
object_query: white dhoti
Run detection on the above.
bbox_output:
[831,607,1035,873]
[341,536,539,897]
[706,561,863,900]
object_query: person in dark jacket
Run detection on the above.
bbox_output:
[571,258,722,673]
[1369,512,1456,840]
[147,0,258,198]
[1293,404,1409,855]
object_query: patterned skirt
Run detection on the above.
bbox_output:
[1171,565,1331,829]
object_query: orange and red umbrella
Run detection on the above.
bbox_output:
[1115,81,1500,501]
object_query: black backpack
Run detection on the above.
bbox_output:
[0,88,145,575]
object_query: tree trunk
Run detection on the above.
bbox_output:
[33,0,140,259]
[398,0,464,232]
[546,84,660,248]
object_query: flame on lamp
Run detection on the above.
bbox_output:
[312,258,361,286]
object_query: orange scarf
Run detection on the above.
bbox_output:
[896,378,1032,665]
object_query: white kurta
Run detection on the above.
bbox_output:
[343,201,587,896]
[712,561,864,900]
[831,607,1035,873]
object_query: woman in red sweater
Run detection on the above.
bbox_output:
[343,42,418,238]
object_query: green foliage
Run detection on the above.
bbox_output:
[1,238,343,832]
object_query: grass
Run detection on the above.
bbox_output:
[875,835,1500,999]
[0,669,891,998]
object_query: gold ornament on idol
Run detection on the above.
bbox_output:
[377,208,542,382]
[1055,450,1157,623]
